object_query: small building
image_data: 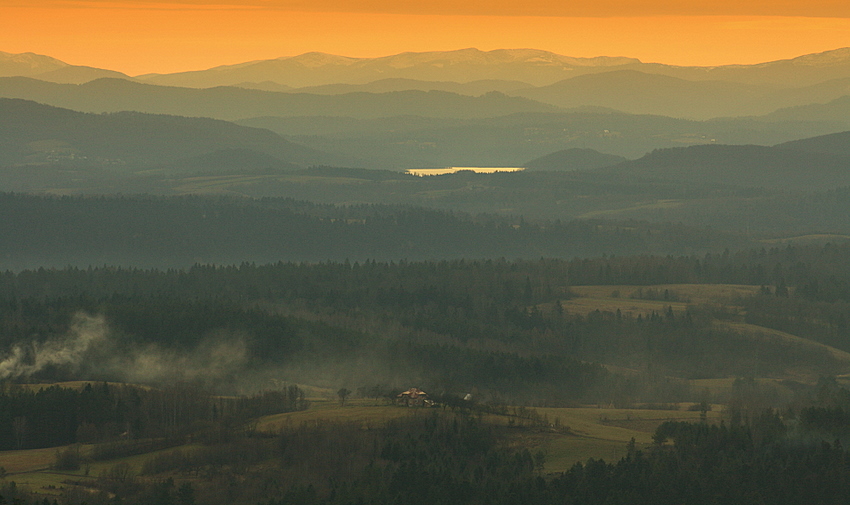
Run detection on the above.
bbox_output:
[397,387,430,407]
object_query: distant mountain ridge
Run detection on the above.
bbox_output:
[134,47,850,89]
[0,98,340,168]
[5,47,850,90]
[0,51,132,84]
[0,51,66,76]
[137,48,641,88]
[0,77,559,121]
[283,78,534,96]
[3,47,850,122]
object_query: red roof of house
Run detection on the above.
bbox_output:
[398,388,427,398]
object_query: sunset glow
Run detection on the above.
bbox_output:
[2,1,850,75]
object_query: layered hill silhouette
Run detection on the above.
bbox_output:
[286,77,534,96]
[0,77,557,121]
[4,48,850,122]
[513,71,850,119]
[0,98,337,168]
[762,95,850,127]
[778,130,850,157]
[2,97,850,239]
[131,47,850,89]
[238,110,846,166]
[3,47,850,182]
[524,148,628,171]
[136,48,640,88]
[601,133,850,190]
[0,51,132,84]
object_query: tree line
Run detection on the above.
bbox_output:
[0,381,307,451]
[1,244,850,404]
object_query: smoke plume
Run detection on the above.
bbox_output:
[0,313,108,380]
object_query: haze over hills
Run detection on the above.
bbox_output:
[2,47,850,131]
[0,51,132,84]
[598,47,850,88]
[2,47,850,229]
[2,47,849,87]
[3,96,850,241]
[0,51,66,76]
[136,48,641,88]
[130,47,850,90]
[285,77,534,96]
[761,95,850,127]
[514,71,850,120]
[599,141,850,190]
[4,47,850,103]
[524,148,628,171]
[777,130,850,157]
[0,77,558,121]
[0,98,341,168]
[238,110,849,166]
[2,67,850,170]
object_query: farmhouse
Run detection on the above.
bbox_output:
[397,387,430,407]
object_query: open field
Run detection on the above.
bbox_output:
[256,398,419,431]
[719,321,850,363]
[688,377,798,397]
[559,284,761,318]
[0,446,58,474]
[529,406,720,471]
[0,398,716,496]
[760,234,850,245]
[0,442,207,495]
[578,199,684,219]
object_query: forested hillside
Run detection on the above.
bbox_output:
[0,193,750,269]
[4,243,850,403]
[0,98,336,168]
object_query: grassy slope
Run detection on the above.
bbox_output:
[0,397,715,496]
[560,284,761,318]
[563,283,850,380]
[533,407,718,471]
[258,399,720,472]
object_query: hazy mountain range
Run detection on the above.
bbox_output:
[2,46,850,214]
[3,47,850,120]
[0,98,345,169]
[0,77,558,121]
[1,71,849,166]
[3,96,849,191]
[0,51,131,83]
[135,49,641,88]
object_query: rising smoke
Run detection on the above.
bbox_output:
[0,312,251,390]
[0,312,108,380]
[0,311,417,395]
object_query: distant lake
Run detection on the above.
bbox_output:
[406,167,526,176]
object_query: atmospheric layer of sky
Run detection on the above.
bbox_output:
[2,1,850,75]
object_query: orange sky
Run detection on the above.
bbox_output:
[2,1,850,75]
